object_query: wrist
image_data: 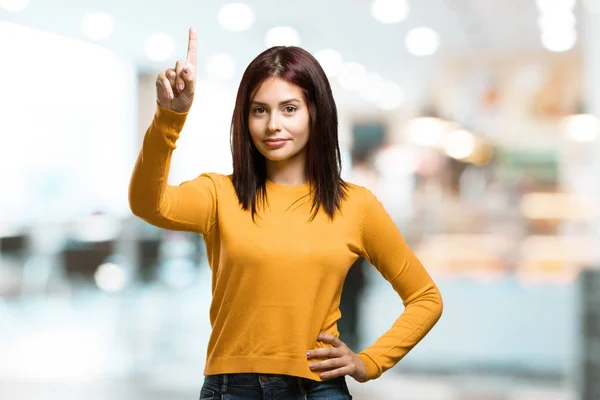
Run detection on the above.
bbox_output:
[155,102,189,131]
[357,353,380,382]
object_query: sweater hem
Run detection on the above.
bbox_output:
[204,356,326,381]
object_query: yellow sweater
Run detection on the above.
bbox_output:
[129,104,443,382]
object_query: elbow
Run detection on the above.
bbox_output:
[128,198,157,227]
[431,284,444,323]
[128,187,144,217]
[129,202,145,219]
[403,282,444,324]
[437,290,444,321]
[128,186,167,227]
[128,185,152,220]
[127,164,156,219]
[129,198,145,219]
[128,175,143,217]
[415,282,444,324]
[129,197,156,222]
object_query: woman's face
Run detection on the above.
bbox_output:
[248,77,310,163]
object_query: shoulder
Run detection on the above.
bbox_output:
[191,172,235,195]
[344,180,377,201]
[199,172,232,186]
[342,180,379,212]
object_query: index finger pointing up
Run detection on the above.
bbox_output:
[186,27,197,67]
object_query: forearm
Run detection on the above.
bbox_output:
[357,283,443,380]
[357,188,444,381]
[128,104,188,220]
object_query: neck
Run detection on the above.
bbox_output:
[265,151,307,186]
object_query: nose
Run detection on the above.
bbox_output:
[267,112,281,132]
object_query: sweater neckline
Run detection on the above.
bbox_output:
[265,179,311,194]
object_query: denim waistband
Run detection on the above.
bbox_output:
[208,373,298,387]
[204,372,346,392]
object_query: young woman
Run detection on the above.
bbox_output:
[129,27,443,400]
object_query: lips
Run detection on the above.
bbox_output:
[265,139,287,143]
[264,139,289,149]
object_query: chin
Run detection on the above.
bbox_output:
[255,143,294,161]
[261,150,294,162]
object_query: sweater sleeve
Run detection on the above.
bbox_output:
[356,189,443,381]
[128,103,220,235]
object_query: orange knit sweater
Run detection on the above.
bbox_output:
[129,104,443,382]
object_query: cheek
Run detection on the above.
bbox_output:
[290,115,310,141]
[248,120,262,142]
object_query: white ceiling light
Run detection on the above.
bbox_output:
[536,0,577,52]
[95,262,127,293]
[144,33,176,62]
[536,0,575,13]
[541,27,577,52]
[444,129,476,159]
[562,114,600,142]
[405,27,440,56]
[337,62,368,91]
[314,49,344,77]
[371,0,409,24]
[205,53,236,81]
[359,72,386,102]
[81,12,115,41]
[0,0,29,11]
[537,12,576,31]
[218,2,255,32]
[376,81,405,110]
[265,26,301,47]
[407,117,447,147]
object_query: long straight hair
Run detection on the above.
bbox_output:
[230,46,347,221]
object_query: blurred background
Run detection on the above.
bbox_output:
[1,0,600,399]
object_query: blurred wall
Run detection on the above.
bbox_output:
[0,21,138,229]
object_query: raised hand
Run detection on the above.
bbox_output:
[306,333,368,382]
[156,27,198,113]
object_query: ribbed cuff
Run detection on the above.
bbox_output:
[154,101,189,132]
[357,352,381,381]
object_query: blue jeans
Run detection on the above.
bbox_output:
[199,373,353,400]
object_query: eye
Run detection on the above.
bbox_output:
[284,106,297,113]
[253,107,266,114]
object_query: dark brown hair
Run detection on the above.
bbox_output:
[230,46,347,220]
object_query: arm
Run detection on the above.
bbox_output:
[128,103,219,235]
[129,28,218,235]
[357,189,443,381]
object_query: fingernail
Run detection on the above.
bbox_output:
[183,67,189,74]
[306,351,310,358]
[177,83,184,91]
[169,93,174,100]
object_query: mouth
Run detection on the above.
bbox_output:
[264,138,289,148]
[265,138,288,143]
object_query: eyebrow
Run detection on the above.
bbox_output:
[251,98,302,106]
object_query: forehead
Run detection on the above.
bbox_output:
[251,77,304,102]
